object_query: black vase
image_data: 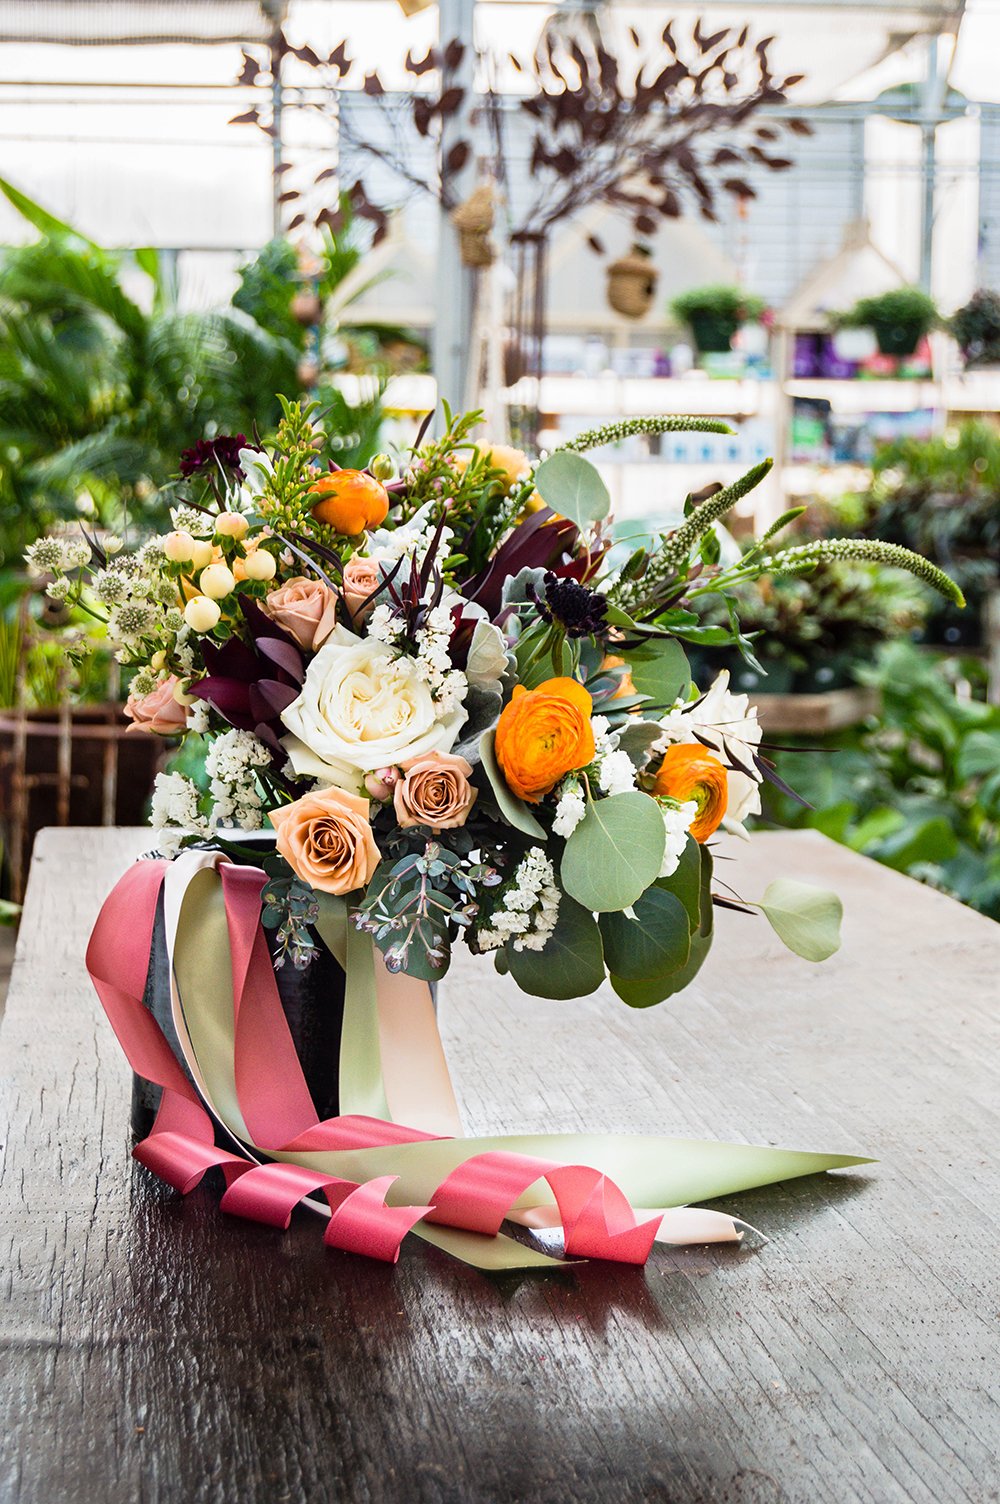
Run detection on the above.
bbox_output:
[130,889,347,1141]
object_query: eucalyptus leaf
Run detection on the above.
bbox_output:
[658,836,703,932]
[759,878,843,962]
[561,792,666,912]
[615,720,664,771]
[626,637,691,709]
[505,896,606,1000]
[611,927,713,1008]
[533,450,610,528]
[478,729,546,840]
[599,886,691,981]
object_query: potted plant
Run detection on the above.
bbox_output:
[670,284,768,354]
[950,288,1000,368]
[837,287,938,358]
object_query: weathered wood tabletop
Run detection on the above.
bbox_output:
[2,827,1000,1504]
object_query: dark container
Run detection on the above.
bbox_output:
[130,889,347,1141]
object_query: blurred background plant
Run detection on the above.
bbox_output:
[688,558,929,694]
[759,641,1000,920]
[0,179,393,567]
[950,289,1000,369]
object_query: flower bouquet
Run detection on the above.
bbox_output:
[52,402,960,1271]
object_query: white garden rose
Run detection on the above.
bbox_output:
[280,624,467,789]
[657,669,763,832]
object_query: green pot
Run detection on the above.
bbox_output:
[872,321,923,357]
[687,312,739,354]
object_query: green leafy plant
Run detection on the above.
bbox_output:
[687,559,928,694]
[762,641,1000,920]
[855,422,1000,647]
[838,287,938,357]
[670,284,768,353]
[950,288,1000,367]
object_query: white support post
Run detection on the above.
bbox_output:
[431,0,478,421]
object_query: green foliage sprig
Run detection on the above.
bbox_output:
[556,416,733,453]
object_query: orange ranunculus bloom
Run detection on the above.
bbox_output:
[310,470,390,536]
[494,676,595,804]
[600,653,637,700]
[652,743,729,842]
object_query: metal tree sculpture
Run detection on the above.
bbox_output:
[233,21,808,434]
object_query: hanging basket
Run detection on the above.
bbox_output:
[606,250,658,319]
[450,184,497,269]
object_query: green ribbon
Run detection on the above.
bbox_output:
[172,869,870,1272]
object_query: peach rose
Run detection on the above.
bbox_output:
[124,676,188,736]
[259,575,338,651]
[341,555,382,620]
[393,751,477,832]
[269,786,381,896]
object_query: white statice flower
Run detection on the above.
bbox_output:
[553,777,587,839]
[658,799,698,878]
[367,603,404,648]
[367,501,455,571]
[597,749,636,797]
[149,771,207,856]
[204,729,271,830]
[411,601,469,712]
[657,669,763,831]
[187,698,211,734]
[475,847,561,954]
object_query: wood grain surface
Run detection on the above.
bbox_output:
[2,826,1000,1504]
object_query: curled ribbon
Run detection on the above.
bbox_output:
[86,854,869,1272]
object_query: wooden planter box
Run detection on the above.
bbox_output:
[753,685,880,736]
[0,704,165,901]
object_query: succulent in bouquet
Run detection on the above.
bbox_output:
[29,402,963,1006]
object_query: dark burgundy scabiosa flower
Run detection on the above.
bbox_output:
[179,434,251,479]
[533,571,608,638]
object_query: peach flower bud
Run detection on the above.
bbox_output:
[393,751,478,833]
[124,675,189,735]
[269,787,380,897]
[341,555,382,620]
[364,766,400,802]
[259,575,338,650]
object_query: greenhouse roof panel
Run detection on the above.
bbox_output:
[0,1,277,45]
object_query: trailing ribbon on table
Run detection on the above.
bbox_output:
[86,853,869,1272]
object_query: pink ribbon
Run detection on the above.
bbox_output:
[86,859,661,1266]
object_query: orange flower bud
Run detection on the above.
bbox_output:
[651,744,729,842]
[309,470,390,536]
[494,676,595,804]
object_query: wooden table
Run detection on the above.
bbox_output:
[3,827,1000,1504]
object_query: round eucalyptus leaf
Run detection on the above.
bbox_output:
[599,886,691,981]
[505,896,606,1000]
[561,792,666,912]
[611,927,713,1009]
[759,879,843,962]
[533,451,610,528]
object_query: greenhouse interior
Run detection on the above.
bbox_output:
[1,3,1000,1502]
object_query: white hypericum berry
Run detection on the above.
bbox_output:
[184,595,221,633]
[163,530,195,563]
[199,563,236,599]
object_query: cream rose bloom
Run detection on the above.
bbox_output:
[656,669,763,831]
[280,624,467,789]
